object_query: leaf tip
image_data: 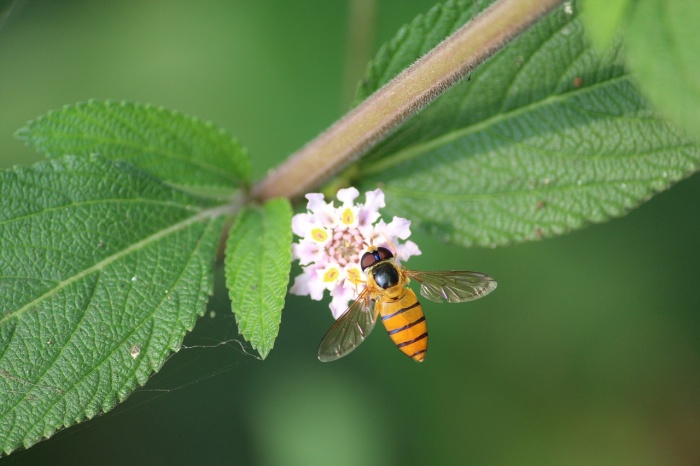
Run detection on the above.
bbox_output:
[256,346,271,360]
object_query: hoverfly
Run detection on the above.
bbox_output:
[318,245,497,362]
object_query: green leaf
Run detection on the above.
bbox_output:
[224,198,292,359]
[624,0,700,141]
[580,0,629,51]
[17,100,251,196]
[351,0,700,247]
[581,0,700,141]
[0,156,226,454]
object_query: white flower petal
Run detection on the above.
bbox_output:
[384,216,412,240]
[306,268,328,300]
[329,284,358,319]
[307,280,327,300]
[364,189,385,210]
[336,205,359,229]
[336,187,359,205]
[292,240,323,265]
[289,271,311,297]
[396,240,421,261]
[305,193,327,213]
[292,212,315,237]
[319,263,345,290]
[358,189,385,228]
[304,193,338,227]
[291,266,327,301]
[362,220,387,248]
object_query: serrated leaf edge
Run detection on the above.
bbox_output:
[16,99,251,188]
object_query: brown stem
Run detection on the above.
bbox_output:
[252,0,565,202]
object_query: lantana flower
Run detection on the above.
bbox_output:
[290,188,421,318]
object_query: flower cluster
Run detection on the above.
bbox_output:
[290,188,421,318]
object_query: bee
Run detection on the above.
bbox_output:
[318,245,497,362]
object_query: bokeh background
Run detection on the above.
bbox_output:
[1,1,699,465]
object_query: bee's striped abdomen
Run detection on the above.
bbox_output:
[379,288,428,362]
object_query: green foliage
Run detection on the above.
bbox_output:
[17,100,251,197]
[580,0,629,50]
[582,0,700,140]
[351,0,700,247]
[1,0,699,458]
[0,156,225,454]
[225,199,292,359]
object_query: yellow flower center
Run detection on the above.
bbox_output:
[311,228,329,243]
[340,208,355,225]
[323,267,340,283]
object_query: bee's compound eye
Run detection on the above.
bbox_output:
[376,247,394,261]
[361,247,394,271]
[360,251,377,271]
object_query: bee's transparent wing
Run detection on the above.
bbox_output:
[318,289,377,362]
[405,270,497,303]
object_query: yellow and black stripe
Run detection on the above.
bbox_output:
[379,289,428,362]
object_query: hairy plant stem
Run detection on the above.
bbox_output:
[252,0,565,202]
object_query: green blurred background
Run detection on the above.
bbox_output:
[1,1,699,465]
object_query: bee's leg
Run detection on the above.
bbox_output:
[346,268,367,294]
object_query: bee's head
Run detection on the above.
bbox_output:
[360,246,394,272]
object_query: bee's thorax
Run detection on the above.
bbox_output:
[370,262,400,290]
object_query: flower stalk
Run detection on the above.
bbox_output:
[252,0,565,202]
